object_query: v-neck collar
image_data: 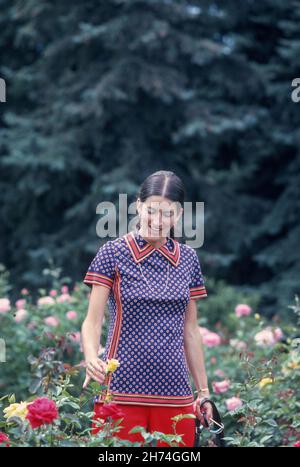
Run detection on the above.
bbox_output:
[124,229,181,267]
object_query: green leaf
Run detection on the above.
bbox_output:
[260,435,273,444]
[264,419,278,427]
[8,394,16,404]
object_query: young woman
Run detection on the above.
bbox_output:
[81,170,213,447]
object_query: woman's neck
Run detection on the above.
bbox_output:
[137,228,167,249]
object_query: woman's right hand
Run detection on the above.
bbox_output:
[82,358,108,389]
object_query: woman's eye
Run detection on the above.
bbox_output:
[147,208,156,214]
[146,208,174,216]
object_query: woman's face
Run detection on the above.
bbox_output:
[136,195,183,239]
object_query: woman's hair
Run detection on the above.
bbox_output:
[136,170,185,239]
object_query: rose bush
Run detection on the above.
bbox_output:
[0,265,299,447]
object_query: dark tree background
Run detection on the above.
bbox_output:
[0,0,299,317]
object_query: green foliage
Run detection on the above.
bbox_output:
[0,269,300,446]
[198,276,261,330]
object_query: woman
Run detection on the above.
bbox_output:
[81,170,213,447]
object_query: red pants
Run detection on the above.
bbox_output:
[92,402,196,447]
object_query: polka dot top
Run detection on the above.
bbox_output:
[83,229,208,407]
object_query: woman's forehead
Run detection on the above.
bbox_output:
[142,196,178,208]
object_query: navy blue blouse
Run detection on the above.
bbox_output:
[83,229,207,407]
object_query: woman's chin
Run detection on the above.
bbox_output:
[147,228,163,238]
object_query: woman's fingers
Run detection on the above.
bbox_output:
[90,359,107,376]
[83,358,108,388]
[82,374,91,389]
[201,403,214,427]
[95,359,107,374]
[86,366,105,383]
[87,361,104,379]
[98,359,109,374]
[82,368,105,388]
[203,402,213,419]
[193,401,204,424]
[193,400,214,426]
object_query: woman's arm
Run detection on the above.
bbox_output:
[184,299,213,422]
[81,284,110,388]
[184,299,210,396]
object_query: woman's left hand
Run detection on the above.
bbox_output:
[193,396,214,428]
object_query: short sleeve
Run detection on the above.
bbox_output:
[83,241,116,290]
[189,249,207,300]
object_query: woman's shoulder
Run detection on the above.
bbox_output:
[108,234,131,257]
[178,241,196,255]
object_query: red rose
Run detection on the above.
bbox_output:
[0,432,10,447]
[98,403,125,421]
[26,397,58,429]
[293,440,300,447]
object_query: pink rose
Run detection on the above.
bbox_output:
[230,339,247,351]
[199,326,210,336]
[274,327,283,341]
[38,296,55,306]
[212,380,230,394]
[15,299,26,309]
[0,298,11,314]
[61,285,69,294]
[254,327,282,347]
[226,397,243,411]
[235,304,252,317]
[14,308,28,323]
[57,293,73,303]
[44,316,60,327]
[69,331,81,343]
[66,310,77,320]
[199,327,221,347]
[49,290,57,297]
[255,329,275,347]
[21,288,29,295]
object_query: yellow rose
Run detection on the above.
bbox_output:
[105,358,120,374]
[258,377,273,389]
[254,313,261,320]
[287,360,300,370]
[281,351,300,375]
[3,401,29,421]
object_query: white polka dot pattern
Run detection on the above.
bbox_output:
[83,230,207,407]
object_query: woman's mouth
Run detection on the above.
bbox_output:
[149,225,162,234]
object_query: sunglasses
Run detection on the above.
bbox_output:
[200,410,225,434]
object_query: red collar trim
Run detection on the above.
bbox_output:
[124,230,180,267]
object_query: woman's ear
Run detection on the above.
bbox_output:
[136,198,141,215]
[175,206,183,223]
